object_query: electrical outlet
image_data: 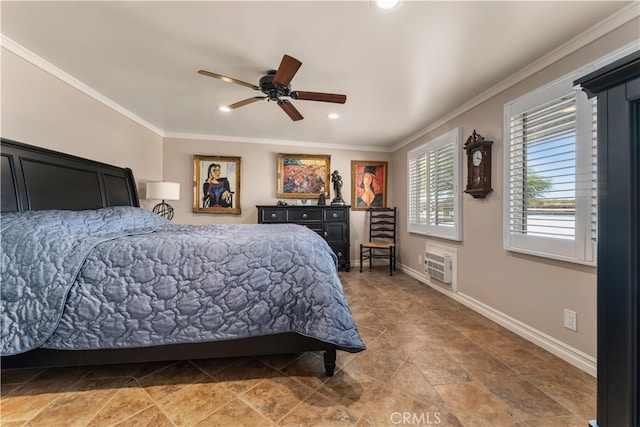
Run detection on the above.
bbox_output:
[564,309,577,331]
[418,254,423,265]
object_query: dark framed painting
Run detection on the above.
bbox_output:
[277,153,331,199]
[351,160,388,210]
[193,155,241,214]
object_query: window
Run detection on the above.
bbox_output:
[408,128,462,241]
[504,74,596,265]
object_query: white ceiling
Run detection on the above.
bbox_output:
[1,1,636,151]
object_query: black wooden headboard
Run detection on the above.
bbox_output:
[1,138,139,213]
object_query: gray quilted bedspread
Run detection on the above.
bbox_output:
[1,207,365,356]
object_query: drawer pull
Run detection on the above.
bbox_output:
[332,213,338,218]
[302,213,308,219]
[324,231,328,237]
[337,252,343,257]
[270,213,277,218]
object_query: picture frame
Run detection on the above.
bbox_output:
[193,155,241,214]
[277,153,331,199]
[351,160,388,210]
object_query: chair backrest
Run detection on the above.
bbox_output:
[368,207,397,244]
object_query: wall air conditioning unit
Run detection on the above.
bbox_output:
[424,251,453,284]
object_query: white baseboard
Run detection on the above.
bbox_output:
[399,264,597,377]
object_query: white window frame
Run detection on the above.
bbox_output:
[504,76,595,265]
[407,127,462,241]
[503,42,639,266]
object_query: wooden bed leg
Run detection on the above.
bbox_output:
[324,348,336,376]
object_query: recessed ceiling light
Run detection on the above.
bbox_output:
[374,0,399,10]
[327,113,340,120]
[218,106,231,112]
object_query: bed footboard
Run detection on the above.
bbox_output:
[1,334,339,376]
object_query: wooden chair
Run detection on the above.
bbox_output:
[360,207,397,276]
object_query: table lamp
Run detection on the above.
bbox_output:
[146,181,180,220]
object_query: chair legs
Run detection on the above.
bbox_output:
[393,247,396,271]
[360,246,396,276]
[359,246,374,272]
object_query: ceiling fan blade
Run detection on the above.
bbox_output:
[273,55,302,87]
[227,97,267,110]
[197,70,259,90]
[278,100,303,121]
[291,91,347,104]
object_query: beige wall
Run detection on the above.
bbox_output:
[391,20,639,362]
[0,48,163,209]
[162,137,389,259]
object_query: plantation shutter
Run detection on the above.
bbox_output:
[407,128,462,240]
[408,150,427,231]
[429,143,455,227]
[507,92,577,240]
[504,72,597,265]
[589,99,598,253]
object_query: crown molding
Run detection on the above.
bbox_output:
[163,132,392,153]
[392,2,640,152]
[2,33,390,152]
[1,34,164,137]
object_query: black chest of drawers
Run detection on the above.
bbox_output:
[256,205,351,271]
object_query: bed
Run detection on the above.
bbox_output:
[0,138,365,376]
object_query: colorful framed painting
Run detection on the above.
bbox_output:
[193,155,241,214]
[277,153,331,199]
[351,160,388,210]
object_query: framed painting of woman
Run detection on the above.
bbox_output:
[351,160,387,210]
[193,155,241,214]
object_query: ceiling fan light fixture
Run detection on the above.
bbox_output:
[199,54,347,121]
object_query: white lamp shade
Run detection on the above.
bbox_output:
[146,181,180,201]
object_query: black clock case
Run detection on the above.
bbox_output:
[464,139,493,198]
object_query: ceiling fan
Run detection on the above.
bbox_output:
[198,54,347,121]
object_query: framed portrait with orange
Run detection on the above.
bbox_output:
[351,160,387,210]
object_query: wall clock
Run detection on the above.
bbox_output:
[464,130,493,198]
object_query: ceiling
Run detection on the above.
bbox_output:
[1,1,636,151]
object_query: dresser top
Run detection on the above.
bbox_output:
[256,205,351,209]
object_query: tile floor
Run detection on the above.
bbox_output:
[1,269,596,426]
